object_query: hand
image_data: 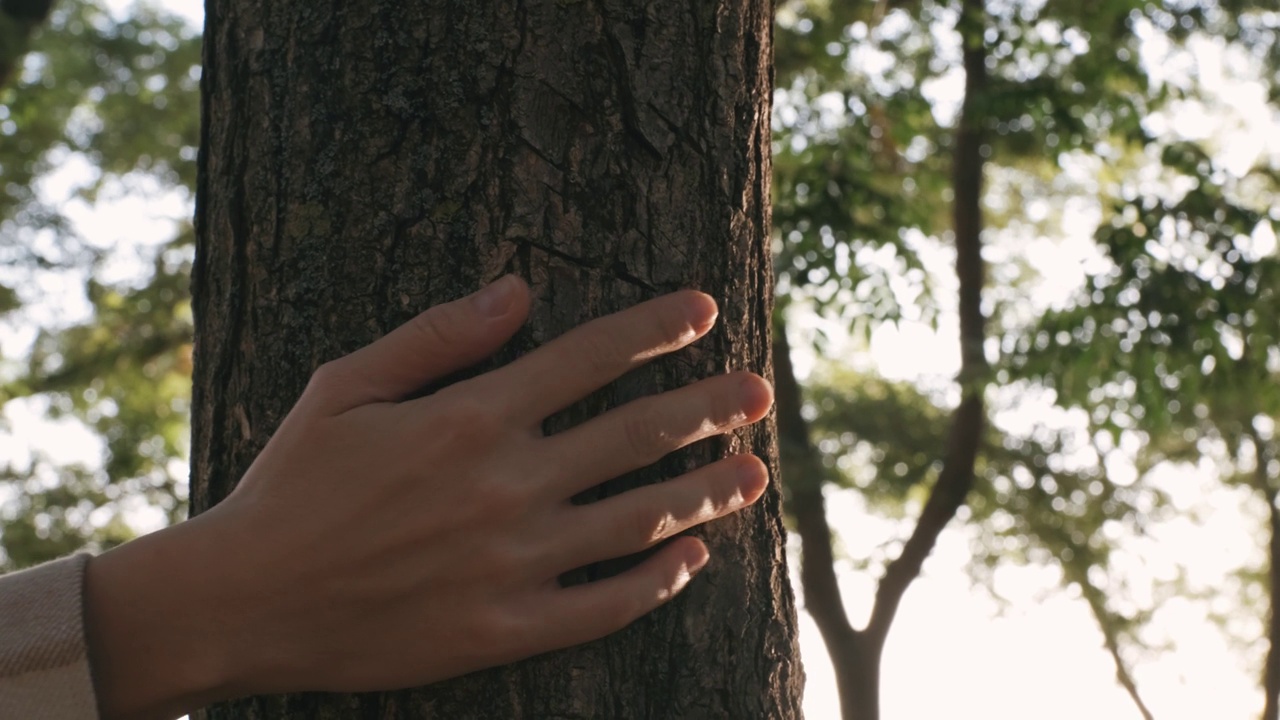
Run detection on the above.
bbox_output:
[85,276,774,720]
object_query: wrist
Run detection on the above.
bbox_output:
[84,510,248,719]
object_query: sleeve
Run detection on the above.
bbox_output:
[0,554,100,720]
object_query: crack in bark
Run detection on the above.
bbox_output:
[515,237,657,291]
[595,0,664,162]
[194,1,799,715]
[518,134,568,174]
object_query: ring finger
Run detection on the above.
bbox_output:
[548,454,769,571]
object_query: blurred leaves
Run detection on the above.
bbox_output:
[775,0,1280,706]
[0,0,197,568]
[0,2,1278,711]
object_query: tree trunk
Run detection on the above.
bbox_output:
[773,324,876,720]
[0,0,55,87]
[1257,432,1279,720]
[189,1,802,718]
[1265,484,1280,720]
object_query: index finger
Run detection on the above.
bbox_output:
[483,290,719,423]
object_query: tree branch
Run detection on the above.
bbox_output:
[772,323,860,674]
[1074,568,1157,720]
[864,395,981,641]
[865,0,987,645]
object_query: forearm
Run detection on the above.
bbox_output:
[84,512,248,720]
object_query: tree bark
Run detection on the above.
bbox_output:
[774,1,988,718]
[190,1,802,718]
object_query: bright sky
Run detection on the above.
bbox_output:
[9,1,1276,717]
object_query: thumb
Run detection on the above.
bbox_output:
[313,275,530,409]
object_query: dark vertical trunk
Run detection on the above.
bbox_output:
[190,1,802,718]
[774,2,988,718]
[951,0,987,387]
[773,326,867,719]
[0,0,55,87]
[1266,485,1280,720]
[1259,433,1279,720]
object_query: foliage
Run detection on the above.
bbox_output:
[1,0,1278,713]
[0,0,198,569]
[773,0,1280,713]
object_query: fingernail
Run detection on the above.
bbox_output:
[474,275,515,318]
[738,455,766,487]
[739,375,774,415]
[687,545,711,576]
[685,292,719,334]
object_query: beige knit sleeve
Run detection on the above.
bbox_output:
[0,554,99,719]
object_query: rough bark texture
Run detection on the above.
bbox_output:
[190,1,802,718]
[775,2,989,718]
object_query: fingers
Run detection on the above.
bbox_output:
[481,290,719,423]
[543,372,773,495]
[312,275,530,410]
[528,536,710,653]
[548,454,768,571]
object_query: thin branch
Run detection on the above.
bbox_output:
[1074,570,1156,720]
[865,395,981,641]
[865,0,988,644]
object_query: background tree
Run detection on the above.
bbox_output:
[0,0,198,569]
[0,0,55,85]
[4,0,1279,716]
[772,0,988,716]
[770,0,1277,717]
[1011,5,1280,714]
[190,0,801,717]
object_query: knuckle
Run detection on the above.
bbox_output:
[473,605,527,660]
[577,328,622,377]
[309,359,344,386]
[630,502,675,548]
[654,301,695,346]
[433,394,503,443]
[411,305,460,349]
[306,359,354,400]
[477,479,520,510]
[475,540,525,582]
[471,477,530,520]
[622,401,671,463]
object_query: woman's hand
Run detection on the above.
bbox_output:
[84,276,774,720]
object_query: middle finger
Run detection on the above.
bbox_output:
[540,371,773,497]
